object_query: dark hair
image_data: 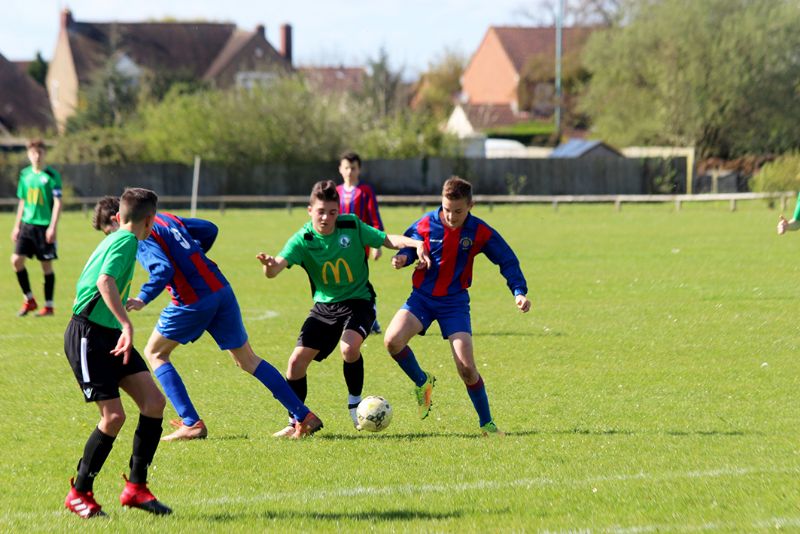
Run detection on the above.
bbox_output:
[119,188,158,223]
[339,151,361,167]
[92,196,120,231]
[310,180,339,204]
[442,176,473,202]
[26,138,45,150]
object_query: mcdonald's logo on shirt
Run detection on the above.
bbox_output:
[321,258,354,284]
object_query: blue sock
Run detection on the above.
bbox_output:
[391,346,427,387]
[154,363,200,426]
[466,376,492,426]
[253,360,310,421]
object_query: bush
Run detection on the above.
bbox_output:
[750,152,800,193]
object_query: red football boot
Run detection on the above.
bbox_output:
[64,478,106,518]
[119,474,172,515]
[17,297,38,317]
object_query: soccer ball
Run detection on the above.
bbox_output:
[356,396,393,432]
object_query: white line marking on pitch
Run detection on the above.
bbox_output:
[245,309,279,320]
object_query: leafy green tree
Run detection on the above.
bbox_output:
[580,0,800,157]
[360,47,406,118]
[413,49,466,120]
[27,51,48,87]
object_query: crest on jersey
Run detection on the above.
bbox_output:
[40,176,49,185]
[460,237,473,250]
[339,235,351,248]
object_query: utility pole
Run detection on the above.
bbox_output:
[555,0,565,140]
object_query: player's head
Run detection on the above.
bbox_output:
[441,176,474,229]
[338,151,361,184]
[119,188,158,240]
[92,196,121,235]
[26,138,46,166]
[308,180,339,235]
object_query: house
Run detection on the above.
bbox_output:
[0,52,55,134]
[549,139,622,159]
[446,103,527,138]
[47,9,294,131]
[298,65,365,94]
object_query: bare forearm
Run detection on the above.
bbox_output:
[383,234,421,250]
[50,198,62,227]
[788,220,800,231]
[97,275,132,328]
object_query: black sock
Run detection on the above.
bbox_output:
[287,376,307,404]
[343,355,364,398]
[75,427,116,492]
[16,269,31,296]
[129,414,163,484]
[44,272,55,302]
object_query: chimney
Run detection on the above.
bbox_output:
[60,8,73,30]
[280,24,292,65]
[255,24,265,38]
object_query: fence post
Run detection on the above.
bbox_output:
[781,193,788,213]
[614,198,622,212]
[730,198,736,212]
[675,198,682,212]
[552,199,558,212]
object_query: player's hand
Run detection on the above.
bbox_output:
[778,215,789,235]
[111,323,133,365]
[125,297,146,311]
[515,294,531,313]
[45,226,56,244]
[256,252,276,266]
[415,242,431,270]
[10,227,19,242]
[371,247,382,261]
[391,254,408,269]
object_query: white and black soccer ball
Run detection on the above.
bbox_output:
[356,396,393,432]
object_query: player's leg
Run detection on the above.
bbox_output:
[11,247,37,315]
[384,308,435,419]
[39,258,55,315]
[340,300,374,427]
[144,329,206,440]
[268,345,321,437]
[448,332,502,436]
[117,371,172,514]
[228,340,314,424]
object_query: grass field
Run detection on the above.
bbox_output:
[2,201,800,532]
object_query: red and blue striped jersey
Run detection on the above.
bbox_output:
[337,182,384,231]
[136,213,228,306]
[398,209,527,298]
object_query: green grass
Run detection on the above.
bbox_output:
[2,201,800,532]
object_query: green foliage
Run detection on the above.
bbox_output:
[4,204,800,530]
[360,47,406,118]
[26,51,48,87]
[413,49,466,120]
[49,126,145,164]
[580,0,800,158]
[750,152,800,193]
[353,111,459,160]
[65,56,140,132]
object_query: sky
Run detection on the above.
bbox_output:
[1,0,545,77]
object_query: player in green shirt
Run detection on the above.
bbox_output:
[10,139,62,316]
[257,180,430,436]
[63,188,172,519]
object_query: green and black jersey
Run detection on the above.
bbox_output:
[72,230,138,329]
[279,214,386,303]
[17,165,62,226]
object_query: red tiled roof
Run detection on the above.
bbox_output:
[491,26,595,73]
[0,52,54,132]
[299,66,365,94]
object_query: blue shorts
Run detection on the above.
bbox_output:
[157,285,247,350]
[401,290,471,339]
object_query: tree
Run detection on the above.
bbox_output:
[517,0,627,26]
[412,48,466,120]
[27,51,48,87]
[360,47,406,118]
[580,0,800,157]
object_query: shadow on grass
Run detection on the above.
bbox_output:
[472,330,567,337]
[201,508,464,523]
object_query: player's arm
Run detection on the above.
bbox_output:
[10,199,24,241]
[127,240,174,311]
[257,253,289,278]
[383,234,430,269]
[778,193,800,235]
[46,196,62,244]
[482,229,531,313]
[183,218,219,252]
[97,274,134,364]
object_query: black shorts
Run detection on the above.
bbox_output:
[15,222,57,261]
[297,299,376,362]
[64,315,149,403]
